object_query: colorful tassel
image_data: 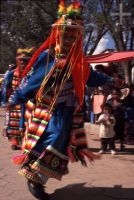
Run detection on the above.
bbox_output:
[10,138,19,146]
[12,154,29,165]
[67,145,77,163]
[80,149,101,163]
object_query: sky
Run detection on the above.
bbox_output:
[93,32,116,55]
[91,32,116,68]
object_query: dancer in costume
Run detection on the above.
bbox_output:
[1,63,16,107]
[2,47,35,149]
[7,1,120,199]
[0,77,4,105]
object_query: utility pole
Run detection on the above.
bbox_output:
[111,1,131,26]
[111,0,132,84]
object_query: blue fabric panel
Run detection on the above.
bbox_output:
[86,68,113,87]
[19,104,26,129]
[10,51,55,104]
[34,104,74,155]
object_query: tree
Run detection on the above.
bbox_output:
[83,0,109,55]
[1,0,134,84]
[0,0,57,73]
[99,0,134,84]
[1,0,106,73]
[83,0,134,84]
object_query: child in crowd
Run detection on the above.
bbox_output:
[97,103,116,155]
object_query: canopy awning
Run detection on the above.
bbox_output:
[86,51,134,63]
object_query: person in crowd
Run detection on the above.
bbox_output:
[123,84,134,108]
[2,47,35,149]
[107,88,126,151]
[94,64,114,96]
[0,77,4,105]
[1,63,16,106]
[107,64,119,77]
[131,65,134,84]
[97,103,116,155]
[5,2,126,199]
[92,87,106,122]
[123,84,134,144]
[95,64,107,74]
[89,87,98,123]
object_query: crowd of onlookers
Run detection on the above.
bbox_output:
[84,64,134,154]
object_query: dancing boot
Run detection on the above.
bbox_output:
[27,179,50,200]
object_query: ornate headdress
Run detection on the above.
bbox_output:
[15,47,36,79]
[16,47,36,60]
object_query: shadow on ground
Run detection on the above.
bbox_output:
[50,183,134,200]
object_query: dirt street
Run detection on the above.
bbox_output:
[0,108,134,200]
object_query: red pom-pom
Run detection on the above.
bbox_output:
[12,154,29,165]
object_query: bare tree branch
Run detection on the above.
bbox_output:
[35,1,56,20]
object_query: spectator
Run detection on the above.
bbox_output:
[131,65,134,84]
[0,77,4,105]
[90,87,98,123]
[123,84,134,108]
[95,64,107,74]
[107,88,126,151]
[1,64,16,106]
[92,87,106,123]
[123,84,134,144]
[97,103,116,155]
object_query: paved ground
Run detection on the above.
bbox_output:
[0,108,134,200]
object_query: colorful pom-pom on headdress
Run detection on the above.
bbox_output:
[57,0,82,19]
[57,0,66,16]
